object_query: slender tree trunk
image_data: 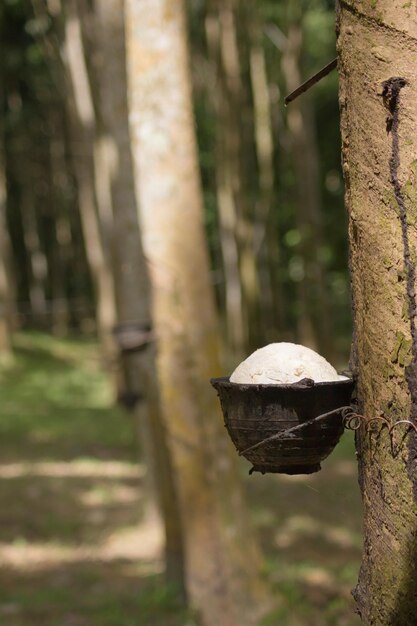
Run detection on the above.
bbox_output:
[20,180,48,325]
[218,0,261,351]
[28,0,79,333]
[62,0,117,368]
[11,138,49,327]
[0,10,13,352]
[125,1,267,624]
[0,151,12,354]
[93,0,186,593]
[248,10,284,339]
[50,217,70,335]
[49,120,71,335]
[338,1,417,623]
[205,10,245,356]
[282,6,333,357]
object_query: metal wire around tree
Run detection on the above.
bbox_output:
[342,406,417,456]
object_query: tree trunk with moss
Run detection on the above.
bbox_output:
[62,0,118,371]
[125,1,267,624]
[93,0,186,593]
[337,1,417,623]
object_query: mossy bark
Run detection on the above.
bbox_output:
[337,1,417,623]
[93,0,186,595]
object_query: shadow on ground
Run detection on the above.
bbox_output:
[0,560,186,626]
[246,434,363,626]
[0,334,190,626]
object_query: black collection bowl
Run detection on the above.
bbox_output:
[210,376,355,475]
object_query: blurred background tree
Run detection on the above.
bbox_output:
[1,0,351,362]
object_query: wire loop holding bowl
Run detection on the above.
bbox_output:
[342,406,417,456]
[240,404,417,459]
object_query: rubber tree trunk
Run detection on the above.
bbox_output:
[247,9,284,339]
[282,4,333,358]
[125,1,267,624]
[20,179,48,326]
[205,8,245,356]
[93,0,186,594]
[214,0,261,351]
[0,27,13,352]
[62,0,118,370]
[0,152,12,354]
[29,0,76,333]
[49,117,71,336]
[337,1,417,623]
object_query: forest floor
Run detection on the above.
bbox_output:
[0,333,362,626]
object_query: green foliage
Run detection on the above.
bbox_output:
[0,332,133,457]
[0,572,193,626]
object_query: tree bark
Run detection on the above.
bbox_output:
[247,9,284,339]
[338,1,417,623]
[205,9,245,355]
[124,1,267,624]
[62,0,118,368]
[0,14,13,352]
[282,5,333,358]
[93,0,186,593]
[0,150,12,354]
[20,178,48,325]
[217,0,261,351]
[49,115,71,336]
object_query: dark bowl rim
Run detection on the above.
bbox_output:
[210,375,354,391]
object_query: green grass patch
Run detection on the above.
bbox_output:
[0,332,134,459]
[0,333,190,626]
